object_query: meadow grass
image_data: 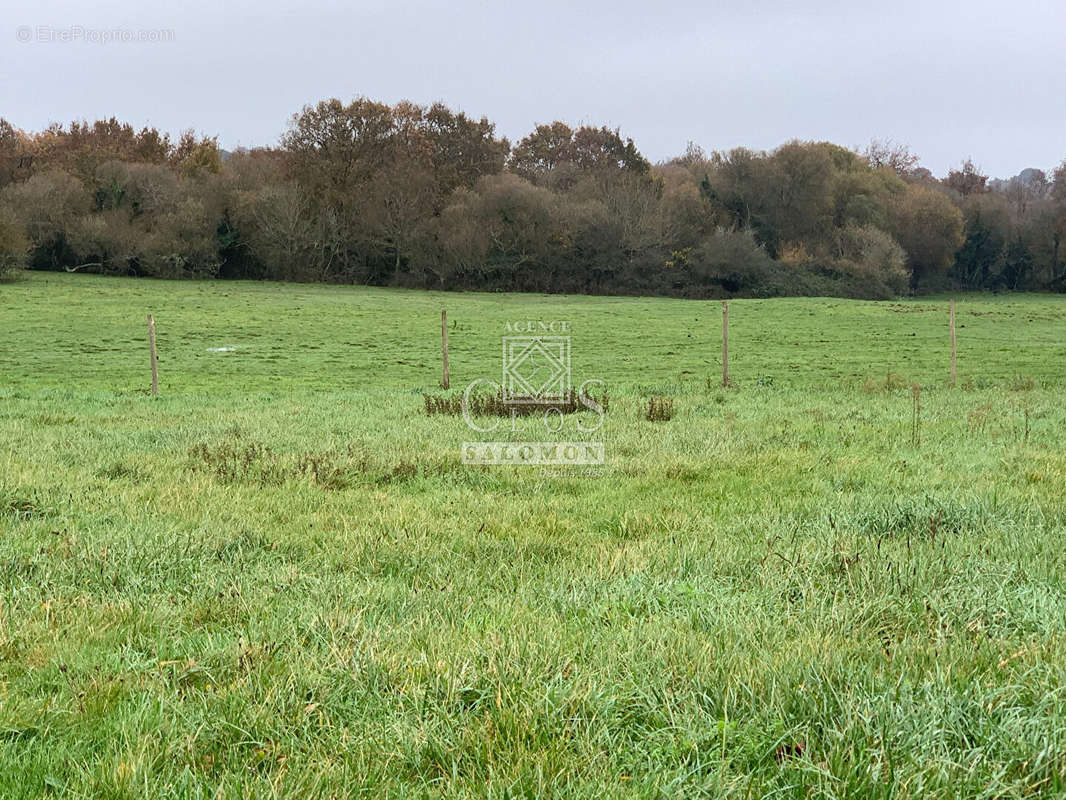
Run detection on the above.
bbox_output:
[2,272,1066,798]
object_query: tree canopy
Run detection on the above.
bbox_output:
[1,104,1063,296]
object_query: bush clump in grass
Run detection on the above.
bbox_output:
[848,496,996,540]
[97,460,148,482]
[645,396,674,422]
[1008,374,1036,392]
[0,490,50,519]
[190,439,282,485]
[293,451,349,490]
[189,439,349,489]
[862,371,910,392]
[188,437,432,490]
[424,389,608,418]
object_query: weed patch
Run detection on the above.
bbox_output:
[646,396,675,422]
[424,389,608,417]
[0,489,52,520]
[863,371,910,392]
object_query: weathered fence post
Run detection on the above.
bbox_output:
[949,299,956,386]
[147,314,159,396]
[441,309,450,390]
[721,300,729,387]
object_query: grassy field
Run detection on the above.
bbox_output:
[2,271,1066,798]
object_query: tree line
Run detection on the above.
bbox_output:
[1,100,1064,298]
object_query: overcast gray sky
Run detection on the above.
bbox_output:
[3,0,1064,178]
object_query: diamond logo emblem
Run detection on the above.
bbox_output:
[502,336,570,402]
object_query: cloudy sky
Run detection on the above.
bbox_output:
[3,0,1064,178]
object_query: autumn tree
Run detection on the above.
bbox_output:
[1,171,91,269]
[282,97,395,207]
[0,99,1053,299]
[944,159,988,197]
[1052,160,1066,208]
[655,165,717,246]
[55,161,220,277]
[0,204,28,278]
[953,193,1011,287]
[570,126,650,174]
[232,182,335,282]
[829,224,908,292]
[1050,160,1066,274]
[700,147,768,234]
[890,183,964,290]
[419,102,510,195]
[668,141,710,171]
[280,97,510,283]
[437,173,561,288]
[508,122,579,188]
[700,141,898,261]
[171,130,223,175]
[762,141,839,247]
[686,229,776,296]
[361,151,438,282]
[0,120,33,188]
[862,139,921,177]
[510,123,648,190]
[32,118,171,182]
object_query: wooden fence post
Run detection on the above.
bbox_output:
[147,314,159,396]
[441,309,450,390]
[721,300,729,387]
[949,299,956,386]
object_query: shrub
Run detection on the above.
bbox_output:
[646,396,674,422]
[686,228,777,296]
[1,170,91,270]
[830,224,909,293]
[863,372,910,393]
[424,389,608,418]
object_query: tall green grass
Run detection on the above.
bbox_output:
[1,272,1066,797]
